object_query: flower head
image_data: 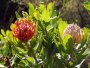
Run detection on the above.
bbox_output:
[63,24,84,43]
[11,18,36,42]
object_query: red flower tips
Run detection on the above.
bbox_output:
[63,24,84,43]
[11,18,36,42]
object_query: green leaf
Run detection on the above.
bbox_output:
[28,3,34,16]
[0,35,4,41]
[63,35,71,48]
[46,24,54,31]
[33,10,40,20]
[6,30,13,41]
[84,2,90,11]
[81,28,89,46]
[37,33,43,51]
[62,35,74,53]
[20,59,29,67]
[83,27,89,42]
[58,19,68,36]
[41,9,50,22]
[17,53,23,59]
[15,11,21,19]
[17,47,27,54]
[30,38,36,48]
[26,57,35,64]
[47,2,54,16]
[1,29,5,36]
[39,4,45,12]
[22,11,29,18]
[78,28,89,49]
[6,30,11,37]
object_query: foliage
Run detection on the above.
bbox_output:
[0,2,89,68]
[84,2,90,11]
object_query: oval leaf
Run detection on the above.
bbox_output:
[26,57,35,64]
[84,2,90,11]
[28,3,34,16]
[41,9,50,22]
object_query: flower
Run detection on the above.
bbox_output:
[63,24,84,43]
[11,18,36,42]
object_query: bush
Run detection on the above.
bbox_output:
[0,2,89,68]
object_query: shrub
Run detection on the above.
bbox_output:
[0,2,89,68]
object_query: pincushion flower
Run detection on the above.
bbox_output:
[11,18,36,42]
[63,24,84,43]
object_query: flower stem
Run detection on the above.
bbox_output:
[26,42,38,64]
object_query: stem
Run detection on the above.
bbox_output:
[44,28,48,38]
[5,57,11,68]
[33,54,38,64]
[26,42,38,64]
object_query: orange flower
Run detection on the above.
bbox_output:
[63,24,84,43]
[11,18,36,42]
